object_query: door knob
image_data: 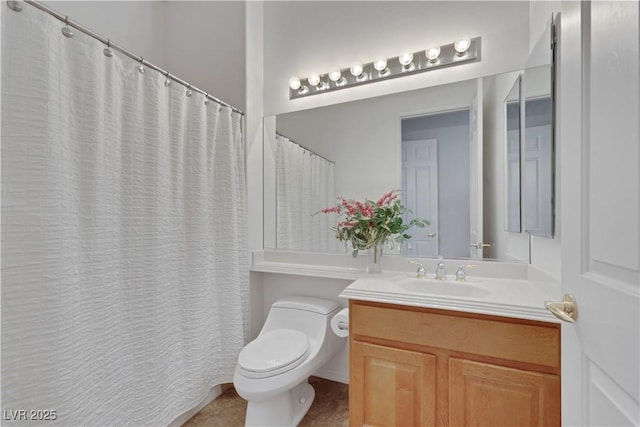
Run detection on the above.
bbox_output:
[544,294,578,323]
[427,232,436,237]
[470,242,491,249]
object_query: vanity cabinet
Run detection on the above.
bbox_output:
[349,300,560,427]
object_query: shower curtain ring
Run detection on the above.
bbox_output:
[61,16,74,38]
[138,57,145,74]
[204,94,210,105]
[164,71,171,87]
[103,39,113,57]
[186,85,193,97]
[6,1,23,12]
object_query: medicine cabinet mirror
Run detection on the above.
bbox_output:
[523,15,555,238]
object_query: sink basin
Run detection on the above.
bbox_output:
[392,276,491,298]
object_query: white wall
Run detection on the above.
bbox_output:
[46,1,166,67]
[263,1,530,115]
[246,1,266,341]
[43,1,246,111]
[164,1,246,110]
[530,1,561,60]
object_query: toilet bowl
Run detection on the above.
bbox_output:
[233,296,345,427]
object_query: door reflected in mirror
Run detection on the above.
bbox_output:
[401,110,470,259]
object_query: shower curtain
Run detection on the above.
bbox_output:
[272,134,338,252]
[1,5,248,426]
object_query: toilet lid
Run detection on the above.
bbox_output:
[238,329,310,374]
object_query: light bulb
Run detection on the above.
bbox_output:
[288,76,301,90]
[350,62,364,77]
[455,38,471,55]
[373,57,387,71]
[328,68,342,82]
[426,47,441,63]
[373,56,390,77]
[399,52,414,66]
[308,73,321,87]
[328,68,346,86]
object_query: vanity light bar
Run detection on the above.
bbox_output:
[288,37,481,100]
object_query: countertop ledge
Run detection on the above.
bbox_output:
[250,261,367,280]
[252,250,561,324]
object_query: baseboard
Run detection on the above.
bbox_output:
[168,385,223,427]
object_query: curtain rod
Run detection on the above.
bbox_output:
[275,132,335,165]
[8,0,245,116]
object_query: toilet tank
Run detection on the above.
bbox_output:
[261,296,341,337]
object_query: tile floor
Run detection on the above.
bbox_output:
[182,377,349,427]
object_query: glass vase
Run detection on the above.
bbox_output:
[366,240,385,274]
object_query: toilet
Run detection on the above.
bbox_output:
[233,296,345,427]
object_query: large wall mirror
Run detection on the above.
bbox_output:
[264,70,531,262]
[264,18,556,262]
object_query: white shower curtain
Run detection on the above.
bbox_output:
[272,134,338,252]
[1,5,248,427]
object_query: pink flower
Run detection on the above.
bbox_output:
[321,206,340,214]
[377,189,400,206]
[317,189,428,256]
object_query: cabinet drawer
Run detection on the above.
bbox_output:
[350,301,560,369]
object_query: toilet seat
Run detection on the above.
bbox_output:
[238,329,310,379]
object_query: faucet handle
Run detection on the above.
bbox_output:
[408,260,426,279]
[435,261,446,280]
[455,264,477,282]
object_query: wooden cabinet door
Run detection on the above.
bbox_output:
[350,340,436,427]
[449,358,560,427]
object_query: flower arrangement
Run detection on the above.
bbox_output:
[318,189,429,258]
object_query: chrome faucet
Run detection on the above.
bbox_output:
[455,264,477,282]
[435,261,446,280]
[408,260,426,279]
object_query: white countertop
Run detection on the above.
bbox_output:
[340,273,560,323]
[252,250,561,323]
